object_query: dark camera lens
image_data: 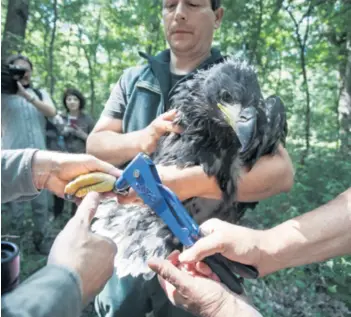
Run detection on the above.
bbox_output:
[1,241,20,294]
[1,64,27,94]
[2,249,14,260]
[8,65,27,79]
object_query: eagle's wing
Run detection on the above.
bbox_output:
[234,95,288,221]
[262,95,288,152]
[236,95,287,167]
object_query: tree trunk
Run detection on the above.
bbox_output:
[93,8,102,66]
[77,27,96,116]
[43,15,50,86]
[338,32,351,156]
[48,0,58,96]
[300,42,311,164]
[286,3,313,164]
[84,48,96,117]
[248,0,263,65]
[79,7,101,116]
[147,0,161,56]
[1,0,30,59]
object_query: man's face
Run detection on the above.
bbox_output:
[162,0,223,56]
[13,59,32,86]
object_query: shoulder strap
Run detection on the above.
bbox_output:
[32,88,43,101]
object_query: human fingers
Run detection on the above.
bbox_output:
[199,218,229,235]
[153,120,182,135]
[16,81,24,90]
[179,218,233,262]
[152,110,182,134]
[179,231,227,263]
[160,109,178,121]
[84,155,122,178]
[148,256,192,294]
[148,251,181,303]
[194,262,220,282]
[73,191,101,227]
[194,261,212,276]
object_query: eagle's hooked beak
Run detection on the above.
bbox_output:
[217,103,234,127]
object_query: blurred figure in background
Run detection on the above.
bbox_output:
[48,88,95,217]
[61,88,95,154]
[1,54,56,255]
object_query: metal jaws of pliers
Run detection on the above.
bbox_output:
[113,153,259,295]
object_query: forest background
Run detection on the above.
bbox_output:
[1,0,351,316]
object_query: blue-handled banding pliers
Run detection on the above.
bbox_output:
[112,152,259,294]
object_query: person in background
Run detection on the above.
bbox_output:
[45,110,68,219]
[61,88,95,154]
[1,54,56,254]
[50,88,95,217]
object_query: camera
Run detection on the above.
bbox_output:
[1,241,20,294]
[1,63,27,94]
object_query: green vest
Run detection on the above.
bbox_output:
[121,48,224,134]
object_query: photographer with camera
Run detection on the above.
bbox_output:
[1,149,119,317]
[1,54,57,254]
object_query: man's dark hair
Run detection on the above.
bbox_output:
[211,0,221,10]
[6,54,33,70]
[63,88,86,111]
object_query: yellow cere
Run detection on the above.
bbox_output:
[217,103,234,126]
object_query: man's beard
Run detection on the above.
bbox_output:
[22,83,31,89]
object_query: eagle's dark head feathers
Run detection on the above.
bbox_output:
[155,59,264,205]
[171,58,263,130]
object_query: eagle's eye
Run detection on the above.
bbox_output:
[220,90,233,104]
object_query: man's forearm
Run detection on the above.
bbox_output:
[158,165,222,201]
[165,144,294,203]
[260,188,351,276]
[2,265,82,317]
[31,98,56,117]
[213,298,262,317]
[87,130,144,167]
[236,145,294,202]
[1,149,40,203]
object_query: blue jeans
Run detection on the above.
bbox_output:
[10,190,49,235]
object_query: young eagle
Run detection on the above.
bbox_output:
[92,58,287,279]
